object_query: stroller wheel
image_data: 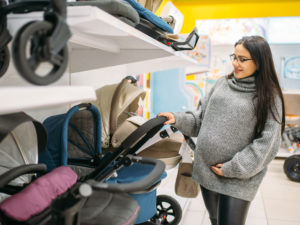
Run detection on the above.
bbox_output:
[12,21,68,85]
[0,45,9,78]
[151,195,182,225]
[284,155,300,182]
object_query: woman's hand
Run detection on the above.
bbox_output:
[157,112,176,125]
[211,164,223,176]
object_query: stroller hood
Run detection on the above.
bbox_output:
[0,112,47,186]
[92,78,146,148]
[39,104,102,172]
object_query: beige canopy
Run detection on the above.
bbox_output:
[91,78,146,148]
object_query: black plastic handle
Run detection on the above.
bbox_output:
[0,164,47,188]
[85,116,167,180]
[86,156,165,193]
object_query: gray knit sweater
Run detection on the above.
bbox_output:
[173,75,282,201]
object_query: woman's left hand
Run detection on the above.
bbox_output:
[211,164,223,176]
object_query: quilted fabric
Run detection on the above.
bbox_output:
[0,166,77,221]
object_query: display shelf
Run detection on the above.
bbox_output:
[0,86,96,115]
[7,5,206,74]
[67,6,204,73]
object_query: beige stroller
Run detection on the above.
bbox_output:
[91,76,184,224]
[91,76,183,169]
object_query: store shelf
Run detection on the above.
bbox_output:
[67,6,204,73]
[8,5,206,73]
[0,86,96,115]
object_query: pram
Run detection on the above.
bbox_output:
[0,111,165,225]
[90,77,184,224]
[39,92,183,224]
[282,93,300,182]
[0,0,71,85]
[0,111,47,199]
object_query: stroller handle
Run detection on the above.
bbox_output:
[0,164,47,188]
[85,156,165,193]
[86,116,167,180]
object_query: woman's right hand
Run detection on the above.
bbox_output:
[157,112,176,125]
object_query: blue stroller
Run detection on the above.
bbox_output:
[39,98,182,224]
[0,111,165,225]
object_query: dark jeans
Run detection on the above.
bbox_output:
[200,185,251,225]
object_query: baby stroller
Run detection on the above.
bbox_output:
[0,111,165,225]
[39,98,182,224]
[90,77,184,224]
[0,111,47,200]
[0,0,71,85]
[282,93,300,182]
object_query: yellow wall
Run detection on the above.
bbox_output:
[169,0,300,33]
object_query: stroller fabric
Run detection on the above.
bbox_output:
[0,166,77,221]
[124,0,173,33]
[38,104,101,177]
[68,0,140,26]
[108,163,167,223]
[0,112,47,200]
[137,0,162,13]
[91,78,145,148]
[80,189,140,225]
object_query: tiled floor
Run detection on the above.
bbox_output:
[157,158,300,225]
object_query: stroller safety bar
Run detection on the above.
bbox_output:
[0,164,47,188]
[86,156,165,193]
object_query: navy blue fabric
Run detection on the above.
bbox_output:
[124,0,173,33]
[131,190,157,223]
[38,104,102,171]
[108,163,167,223]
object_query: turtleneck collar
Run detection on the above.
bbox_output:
[227,73,256,92]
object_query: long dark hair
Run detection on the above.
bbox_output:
[232,36,285,137]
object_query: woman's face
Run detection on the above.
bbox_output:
[232,44,257,79]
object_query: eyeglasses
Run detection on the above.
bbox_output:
[229,54,253,64]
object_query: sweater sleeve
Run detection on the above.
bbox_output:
[221,96,283,179]
[172,77,224,137]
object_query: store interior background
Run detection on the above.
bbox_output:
[1,0,300,224]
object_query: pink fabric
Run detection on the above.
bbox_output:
[0,166,77,221]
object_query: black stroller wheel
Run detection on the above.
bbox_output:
[12,21,68,85]
[0,45,10,78]
[284,155,300,182]
[151,195,182,225]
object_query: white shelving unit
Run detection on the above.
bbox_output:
[0,86,96,115]
[67,6,206,74]
[2,5,207,117]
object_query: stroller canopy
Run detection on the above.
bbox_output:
[0,112,47,187]
[38,104,102,176]
[91,78,146,148]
